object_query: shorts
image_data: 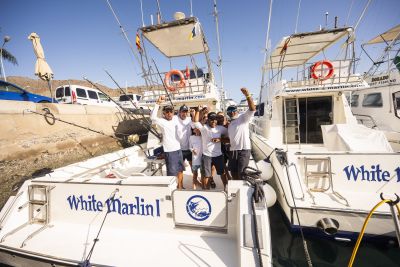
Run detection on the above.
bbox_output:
[164,150,184,176]
[201,155,224,177]
[228,149,251,179]
[182,149,192,162]
[192,164,201,172]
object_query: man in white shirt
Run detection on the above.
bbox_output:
[194,109,228,190]
[151,96,184,189]
[176,104,193,168]
[227,87,256,180]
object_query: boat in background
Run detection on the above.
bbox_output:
[250,26,400,241]
[137,14,221,111]
[350,24,400,151]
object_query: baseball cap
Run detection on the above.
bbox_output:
[163,105,174,112]
[207,112,217,120]
[227,105,238,114]
[179,105,189,112]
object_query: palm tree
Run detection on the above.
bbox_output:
[1,48,18,65]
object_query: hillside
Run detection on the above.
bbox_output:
[6,76,143,98]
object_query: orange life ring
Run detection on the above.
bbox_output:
[164,69,186,92]
[311,60,334,80]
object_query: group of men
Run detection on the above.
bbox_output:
[150,87,256,190]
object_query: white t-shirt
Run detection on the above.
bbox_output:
[194,122,228,157]
[150,104,180,152]
[228,110,255,151]
[189,135,202,165]
[176,115,193,151]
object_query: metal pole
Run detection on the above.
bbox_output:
[213,0,225,110]
[0,36,10,81]
[0,45,5,81]
[389,205,400,247]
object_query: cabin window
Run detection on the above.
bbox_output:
[283,96,332,144]
[65,87,71,96]
[76,88,87,98]
[136,95,142,101]
[55,88,64,98]
[88,90,98,99]
[394,91,400,119]
[255,102,265,116]
[362,93,383,107]
[98,92,109,101]
[350,94,359,107]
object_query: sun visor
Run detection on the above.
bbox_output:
[365,24,400,45]
[141,17,209,58]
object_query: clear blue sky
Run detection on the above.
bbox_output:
[1,0,399,102]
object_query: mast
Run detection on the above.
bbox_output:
[212,0,225,110]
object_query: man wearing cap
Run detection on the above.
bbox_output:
[227,87,256,180]
[194,108,228,190]
[151,96,184,189]
[176,104,193,169]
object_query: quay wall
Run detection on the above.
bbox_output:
[0,101,129,208]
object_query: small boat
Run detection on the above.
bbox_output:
[250,26,400,241]
[350,24,400,151]
[0,144,275,266]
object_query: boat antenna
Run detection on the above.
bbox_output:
[139,0,145,27]
[212,0,226,110]
[354,0,373,31]
[294,0,301,33]
[189,0,193,17]
[260,0,273,99]
[345,0,355,26]
[156,0,163,23]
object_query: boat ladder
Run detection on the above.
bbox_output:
[0,185,53,247]
[284,98,301,145]
[304,157,349,206]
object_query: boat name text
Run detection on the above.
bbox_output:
[343,165,400,182]
[66,195,161,216]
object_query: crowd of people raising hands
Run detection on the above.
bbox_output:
[150,87,256,190]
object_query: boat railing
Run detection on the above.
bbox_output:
[282,59,365,90]
[353,114,379,129]
[139,79,215,102]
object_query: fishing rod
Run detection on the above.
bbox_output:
[151,58,174,107]
[24,108,144,150]
[103,69,162,140]
[83,77,133,115]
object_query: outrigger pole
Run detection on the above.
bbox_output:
[212,0,226,110]
[152,58,174,107]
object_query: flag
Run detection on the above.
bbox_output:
[185,66,190,79]
[280,38,290,55]
[188,22,200,41]
[136,32,142,52]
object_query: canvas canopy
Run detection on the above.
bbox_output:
[365,24,400,45]
[267,27,353,69]
[141,17,209,58]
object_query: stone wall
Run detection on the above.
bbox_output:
[0,101,141,208]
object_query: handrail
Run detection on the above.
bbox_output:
[0,191,24,231]
[353,113,378,129]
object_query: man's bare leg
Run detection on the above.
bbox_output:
[177,171,184,189]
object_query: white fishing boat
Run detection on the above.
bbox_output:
[350,24,400,151]
[136,14,221,111]
[0,143,275,266]
[250,26,400,241]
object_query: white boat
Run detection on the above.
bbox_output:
[137,15,221,111]
[350,24,400,151]
[0,144,275,266]
[250,26,400,240]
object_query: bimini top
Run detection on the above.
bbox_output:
[267,27,353,69]
[140,17,209,58]
[365,24,400,45]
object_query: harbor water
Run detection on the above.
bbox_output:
[270,205,400,267]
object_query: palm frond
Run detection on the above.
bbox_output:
[0,48,18,65]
